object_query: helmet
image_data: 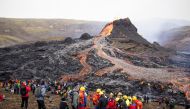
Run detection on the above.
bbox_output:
[80,86,85,91]
[96,89,101,93]
[102,90,105,93]
[115,97,120,102]
[99,91,104,95]
[128,96,132,101]
[110,93,114,96]
[118,92,122,96]
[132,96,137,101]
[123,95,128,99]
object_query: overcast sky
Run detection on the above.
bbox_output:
[0,0,190,21]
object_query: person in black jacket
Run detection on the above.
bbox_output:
[60,97,69,109]
[98,92,108,109]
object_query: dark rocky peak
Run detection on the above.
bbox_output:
[100,18,150,45]
[112,18,138,32]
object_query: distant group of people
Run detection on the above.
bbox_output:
[0,79,48,109]
[0,79,190,109]
[59,86,144,109]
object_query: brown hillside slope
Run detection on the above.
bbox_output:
[0,18,106,47]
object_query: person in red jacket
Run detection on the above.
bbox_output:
[0,93,5,102]
[129,101,137,109]
[20,81,31,109]
[136,100,143,109]
[129,96,137,109]
[107,93,117,109]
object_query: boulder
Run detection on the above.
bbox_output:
[80,33,92,40]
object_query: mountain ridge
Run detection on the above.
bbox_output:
[159,26,190,52]
[0,18,106,47]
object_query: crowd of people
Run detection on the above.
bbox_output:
[0,79,190,109]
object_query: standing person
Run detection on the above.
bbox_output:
[169,98,175,109]
[123,95,130,109]
[185,97,190,109]
[185,85,190,109]
[143,94,149,104]
[116,92,123,109]
[165,97,169,107]
[107,93,117,109]
[60,97,69,109]
[98,91,108,109]
[31,83,36,95]
[71,88,79,109]
[129,97,137,109]
[15,81,20,94]
[0,93,5,102]
[20,81,31,109]
[135,97,143,109]
[35,81,46,109]
[78,86,87,109]
[93,89,101,109]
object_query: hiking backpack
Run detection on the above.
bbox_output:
[20,87,27,96]
[35,87,42,97]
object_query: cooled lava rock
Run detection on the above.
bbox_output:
[80,33,92,40]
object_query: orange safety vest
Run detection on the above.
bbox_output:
[92,93,100,105]
[79,91,85,105]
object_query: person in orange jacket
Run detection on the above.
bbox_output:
[20,81,31,109]
[78,86,87,109]
[133,96,143,109]
[93,89,101,109]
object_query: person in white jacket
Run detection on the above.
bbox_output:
[35,81,46,109]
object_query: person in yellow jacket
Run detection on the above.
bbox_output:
[123,95,131,107]
[128,96,132,105]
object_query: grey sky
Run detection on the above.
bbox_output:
[0,0,190,21]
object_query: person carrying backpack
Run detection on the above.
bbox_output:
[107,93,117,109]
[60,97,69,109]
[169,98,176,109]
[31,83,36,95]
[98,91,108,109]
[35,81,46,109]
[116,92,123,109]
[78,86,87,109]
[71,88,79,109]
[20,81,31,109]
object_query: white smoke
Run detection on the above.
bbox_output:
[133,18,190,44]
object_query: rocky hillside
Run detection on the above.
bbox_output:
[0,18,190,100]
[0,18,106,47]
[159,26,190,52]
